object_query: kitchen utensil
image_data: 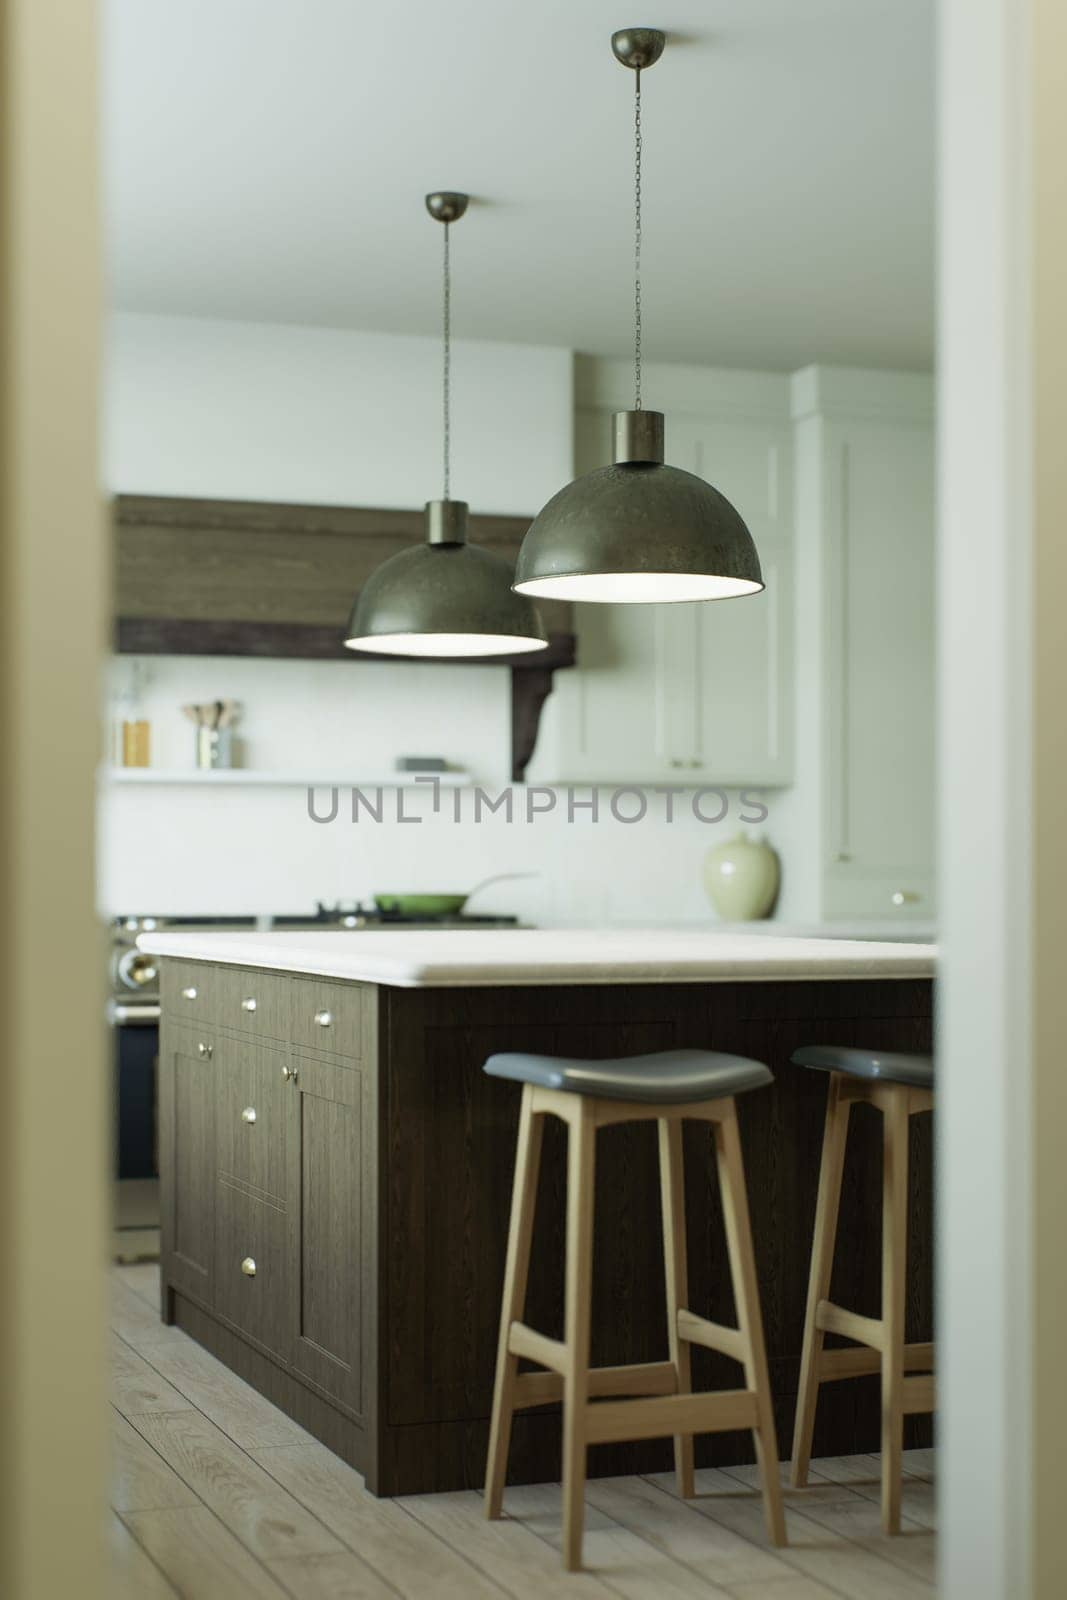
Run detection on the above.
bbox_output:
[373,872,535,918]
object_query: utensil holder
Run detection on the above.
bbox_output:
[196,727,234,769]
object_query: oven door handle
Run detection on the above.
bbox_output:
[108,999,161,1026]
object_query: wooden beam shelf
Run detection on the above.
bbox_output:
[113,493,577,781]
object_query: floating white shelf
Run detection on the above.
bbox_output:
[103,767,472,788]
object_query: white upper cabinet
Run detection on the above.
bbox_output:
[528,362,794,787]
[790,366,936,922]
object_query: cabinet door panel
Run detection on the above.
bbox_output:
[288,1056,364,1416]
[160,1022,216,1303]
[694,536,792,785]
[825,419,935,904]
[215,1036,289,1205]
[530,405,793,785]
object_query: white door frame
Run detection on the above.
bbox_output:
[0,1,107,1596]
[939,2,1067,1594]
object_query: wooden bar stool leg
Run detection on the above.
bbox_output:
[715,1104,787,1547]
[791,1073,850,1487]
[561,1099,597,1572]
[658,1117,695,1498]
[880,1087,909,1535]
[485,1085,545,1519]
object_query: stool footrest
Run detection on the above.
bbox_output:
[902,1374,936,1415]
[585,1388,759,1447]
[815,1299,884,1351]
[677,1309,746,1364]
[508,1322,566,1374]
[513,1360,678,1411]
[818,1340,935,1383]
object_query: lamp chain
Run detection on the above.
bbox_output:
[442,219,451,500]
[634,65,643,411]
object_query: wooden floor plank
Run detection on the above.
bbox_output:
[111,1275,186,1349]
[807,1455,882,1488]
[398,1486,616,1598]
[268,1550,407,1598]
[119,1259,163,1308]
[111,1409,201,1514]
[250,1439,508,1600]
[109,1510,181,1599]
[727,1580,844,1600]
[122,1506,292,1600]
[775,1479,936,1584]
[648,1470,935,1600]
[112,1334,195,1417]
[807,1457,938,1533]
[134,1335,310,1448]
[901,1448,937,1482]
[500,1481,735,1599]
[128,1410,344,1562]
[586,1475,795,1591]
[726,1462,935,1581]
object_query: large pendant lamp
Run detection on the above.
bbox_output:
[514,30,763,605]
[345,193,547,657]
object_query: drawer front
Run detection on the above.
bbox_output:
[215,1036,290,1205]
[290,978,370,1060]
[217,968,291,1042]
[214,1180,289,1359]
[161,959,221,1021]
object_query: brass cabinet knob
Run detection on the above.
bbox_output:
[241,1106,257,1124]
[240,1257,256,1277]
[181,986,198,1000]
[314,1010,332,1028]
[241,997,257,1013]
[197,1041,213,1059]
[281,1065,298,1083]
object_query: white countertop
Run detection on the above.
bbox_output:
[138,928,938,989]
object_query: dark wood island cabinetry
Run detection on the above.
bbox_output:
[150,933,935,1497]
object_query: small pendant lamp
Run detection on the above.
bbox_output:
[345,193,547,657]
[514,30,763,605]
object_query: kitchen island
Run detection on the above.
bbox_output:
[139,928,936,1496]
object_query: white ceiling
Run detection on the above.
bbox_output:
[103,1,935,371]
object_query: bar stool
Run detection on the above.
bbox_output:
[483,1046,786,1572]
[790,1045,935,1534]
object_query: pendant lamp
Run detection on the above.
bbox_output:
[345,193,547,657]
[514,30,764,605]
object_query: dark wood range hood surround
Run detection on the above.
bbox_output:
[113,493,576,781]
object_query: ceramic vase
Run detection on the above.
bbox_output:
[703,833,780,921]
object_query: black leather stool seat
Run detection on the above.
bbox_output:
[483,1047,772,1105]
[791,1045,934,1090]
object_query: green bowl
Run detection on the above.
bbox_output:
[374,893,469,917]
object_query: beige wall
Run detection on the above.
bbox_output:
[0,2,108,1597]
